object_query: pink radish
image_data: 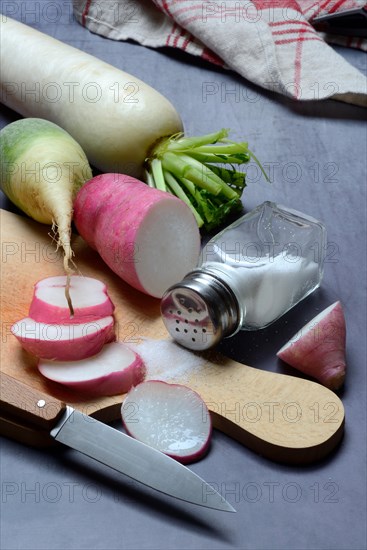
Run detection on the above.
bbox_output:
[277,301,347,391]
[38,342,146,396]
[11,316,115,361]
[73,174,201,298]
[121,380,212,464]
[29,275,115,324]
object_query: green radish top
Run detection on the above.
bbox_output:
[145,129,269,231]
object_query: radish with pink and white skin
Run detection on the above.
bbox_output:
[121,380,212,464]
[38,342,146,396]
[12,274,147,396]
[73,174,201,299]
[29,275,115,324]
[277,301,347,391]
[11,275,116,362]
[11,316,115,361]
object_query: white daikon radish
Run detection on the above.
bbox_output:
[38,342,146,396]
[121,380,212,463]
[29,275,115,324]
[0,17,266,231]
[11,316,115,361]
[0,16,181,177]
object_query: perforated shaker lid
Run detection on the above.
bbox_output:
[160,270,240,351]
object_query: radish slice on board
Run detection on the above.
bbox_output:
[11,316,115,361]
[277,301,347,391]
[121,380,212,464]
[29,275,115,324]
[38,342,146,396]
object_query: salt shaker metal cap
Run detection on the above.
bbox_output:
[160,269,241,350]
[161,201,327,351]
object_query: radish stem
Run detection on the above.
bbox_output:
[164,170,204,227]
[146,129,268,231]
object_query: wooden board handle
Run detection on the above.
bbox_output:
[0,372,66,432]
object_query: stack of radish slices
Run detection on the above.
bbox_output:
[11,275,146,396]
[11,275,212,462]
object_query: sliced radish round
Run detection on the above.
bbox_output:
[38,342,146,396]
[121,380,212,464]
[277,301,347,391]
[11,316,115,361]
[29,275,115,324]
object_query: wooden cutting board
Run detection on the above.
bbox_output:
[0,208,345,464]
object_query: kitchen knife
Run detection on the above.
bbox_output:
[0,372,235,512]
[312,6,367,38]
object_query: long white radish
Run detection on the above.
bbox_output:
[29,276,115,324]
[0,17,266,231]
[11,316,115,361]
[38,342,146,396]
[0,16,182,177]
[73,173,201,298]
[0,118,93,307]
[121,380,212,464]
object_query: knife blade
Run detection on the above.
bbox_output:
[0,372,235,512]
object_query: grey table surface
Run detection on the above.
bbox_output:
[0,3,366,550]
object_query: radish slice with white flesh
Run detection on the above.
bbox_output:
[11,316,115,361]
[29,275,115,324]
[277,301,347,391]
[38,342,146,396]
[121,380,212,464]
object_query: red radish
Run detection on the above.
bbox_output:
[73,174,201,298]
[121,380,212,464]
[38,342,146,396]
[11,316,115,361]
[29,275,115,324]
[277,301,347,391]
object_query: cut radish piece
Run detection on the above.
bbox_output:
[277,301,347,391]
[29,275,115,324]
[38,342,146,396]
[121,380,212,464]
[73,174,201,298]
[11,316,115,361]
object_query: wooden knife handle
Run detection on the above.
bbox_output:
[0,372,66,432]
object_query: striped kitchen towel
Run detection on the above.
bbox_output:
[73,0,367,105]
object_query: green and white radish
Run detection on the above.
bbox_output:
[11,316,115,361]
[121,380,212,464]
[0,17,266,231]
[29,276,115,324]
[0,118,93,308]
[73,173,201,298]
[277,301,347,391]
[38,342,146,397]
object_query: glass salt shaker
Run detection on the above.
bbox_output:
[160,201,327,350]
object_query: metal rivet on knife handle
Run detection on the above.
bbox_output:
[0,372,66,431]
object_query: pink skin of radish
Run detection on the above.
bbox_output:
[11,316,115,361]
[277,301,347,391]
[29,275,115,324]
[38,342,146,396]
[73,174,201,299]
[121,380,212,464]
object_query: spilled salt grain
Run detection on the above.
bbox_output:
[130,338,206,383]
